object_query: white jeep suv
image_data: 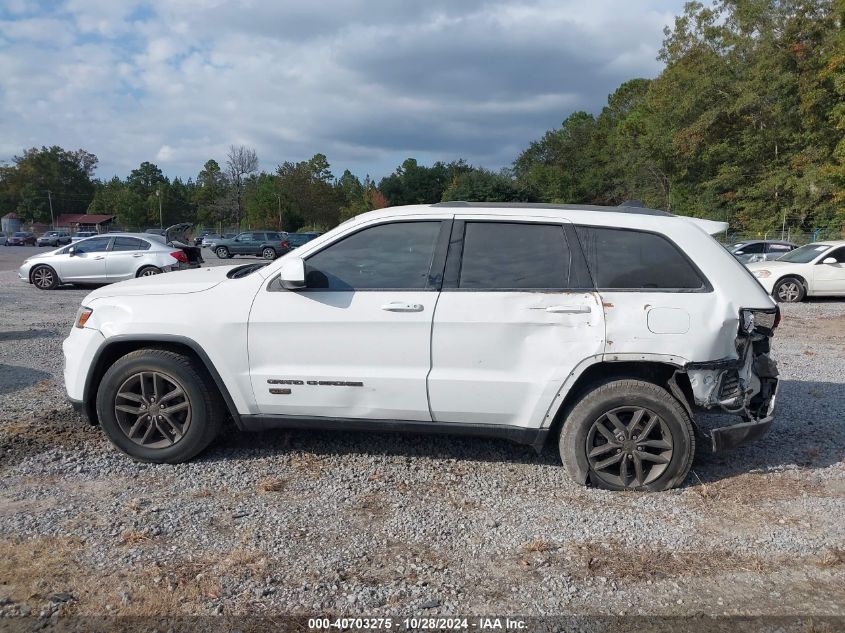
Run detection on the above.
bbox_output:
[63,203,780,491]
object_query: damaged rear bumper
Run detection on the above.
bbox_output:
[709,377,778,451]
[685,310,780,452]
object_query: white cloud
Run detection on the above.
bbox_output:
[0,0,684,180]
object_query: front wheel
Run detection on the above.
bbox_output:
[31,265,59,290]
[262,247,276,260]
[559,379,695,492]
[774,277,805,303]
[96,349,224,463]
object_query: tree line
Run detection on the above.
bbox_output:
[1,0,842,236]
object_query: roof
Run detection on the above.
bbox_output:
[343,202,728,236]
[432,201,674,217]
[56,214,115,225]
[2,212,20,219]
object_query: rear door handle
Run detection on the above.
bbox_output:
[93,256,105,260]
[381,302,424,313]
[545,305,591,314]
[132,254,143,258]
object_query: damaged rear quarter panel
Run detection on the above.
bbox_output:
[593,217,776,409]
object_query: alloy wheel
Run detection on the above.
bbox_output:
[32,267,55,289]
[777,281,801,302]
[586,406,673,489]
[114,371,192,448]
[140,267,160,276]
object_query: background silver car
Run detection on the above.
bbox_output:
[18,227,203,290]
[729,240,797,263]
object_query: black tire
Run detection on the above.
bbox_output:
[261,247,276,260]
[95,349,224,463]
[31,264,59,290]
[216,246,231,259]
[773,276,805,303]
[137,266,162,277]
[559,379,695,492]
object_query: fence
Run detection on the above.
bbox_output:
[718,228,844,246]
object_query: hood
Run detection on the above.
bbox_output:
[746,259,793,270]
[84,265,237,301]
[165,222,193,246]
[24,247,63,261]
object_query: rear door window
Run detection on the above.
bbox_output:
[575,226,706,290]
[458,222,571,289]
[112,237,149,251]
[766,243,793,254]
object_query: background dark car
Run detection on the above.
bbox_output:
[7,231,36,246]
[212,231,289,259]
[729,240,797,263]
[37,230,72,247]
[286,232,321,249]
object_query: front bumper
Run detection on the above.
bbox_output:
[710,377,778,451]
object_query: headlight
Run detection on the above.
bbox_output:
[75,306,93,328]
[752,270,771,278]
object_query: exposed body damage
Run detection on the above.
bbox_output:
[684,308,780,450]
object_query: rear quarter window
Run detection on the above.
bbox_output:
[575,226,707,291]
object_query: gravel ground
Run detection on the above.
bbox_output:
[0,245,843,621]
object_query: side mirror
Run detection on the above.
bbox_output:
[68,246,76,256]
[822,257,837,265]
[279,257,306,289]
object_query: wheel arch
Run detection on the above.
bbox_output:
[83,335,242,429]
[773,273,808,294]
[544,359,695,440]
[29,263,60,285]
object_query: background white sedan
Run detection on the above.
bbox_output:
[747,240,845,302]
[18,233,202,290]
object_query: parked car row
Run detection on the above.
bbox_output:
[18,224,203,290]
[747,241,845,302]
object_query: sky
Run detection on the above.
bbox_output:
[0,0,685,182]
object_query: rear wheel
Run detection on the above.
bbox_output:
[216,246,231,259]
[774,276,805,303]
[262,247,276,260]
[31,265,59,290]
[96,349,224,463]
[137,266,161,277]
[559,379,695,492]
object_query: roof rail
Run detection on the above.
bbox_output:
[431,201,674,217]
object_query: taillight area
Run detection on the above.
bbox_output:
[280,240,289,249]
[170,250,188,264]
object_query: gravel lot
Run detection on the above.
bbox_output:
[0,244,843,621]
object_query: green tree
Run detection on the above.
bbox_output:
[442,168,531,202]
[0,146,97,224]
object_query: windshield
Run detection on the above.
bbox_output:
[776,243,832,263]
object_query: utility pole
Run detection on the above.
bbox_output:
[156,188,163,229]
[47,190,54,228]
[781,208,787,240]
[275,193,283,231]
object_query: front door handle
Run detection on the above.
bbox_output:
[381,302,424,313]
[546,305,591,314]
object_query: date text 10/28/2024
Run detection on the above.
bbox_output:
[308,617,527,630]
